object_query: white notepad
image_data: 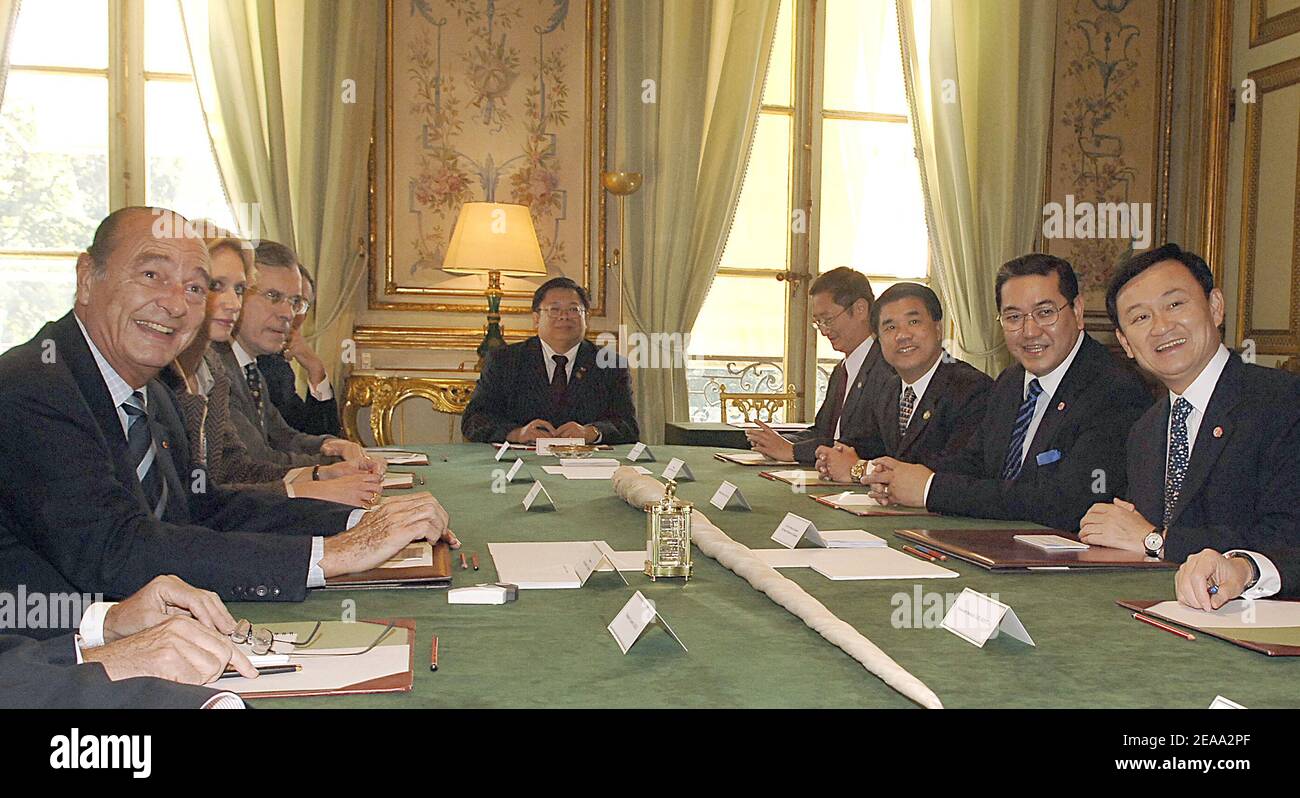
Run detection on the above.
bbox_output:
[1013,534,1089,551]
[809,548,958,580]
[488,541,628,589]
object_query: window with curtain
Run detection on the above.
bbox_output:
[0,0,232,353]
[686,0,929,422]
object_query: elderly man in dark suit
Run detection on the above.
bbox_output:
[1080,244,1300,607]
[217,239,373,469]
[815,283,992,480]
[462,277,639,444]
[0,573,256,708]
[862,254,1152,531]
[0,207,456,606]
[746,267,896,464]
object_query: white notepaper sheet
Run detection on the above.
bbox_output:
[810,548,958,580]
[1144,599,1300,630]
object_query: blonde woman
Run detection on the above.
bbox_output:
[164,226,382,508]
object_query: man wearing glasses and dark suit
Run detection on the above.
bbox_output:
[215,240,377,470]
[462,277,639,445]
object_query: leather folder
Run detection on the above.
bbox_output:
[322,541,453,589]
[241,618,416,699]
[758,469,858,488]
[1116,600,1300,657]
[810,491,934,516]
[896,528,1179,571]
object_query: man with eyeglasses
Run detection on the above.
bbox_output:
[216,240,375,470]
[0,208,457,614]
[746,267,895,464]
[860,254,1151,530]
[1079,244,1300,607]
[462,276,639,444]
[256,264,342,437]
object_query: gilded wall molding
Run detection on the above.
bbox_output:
[1250,0,1300,48]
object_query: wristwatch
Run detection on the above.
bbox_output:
[1226,552,1260,591]
[1143,527,1165,559]
[849,460,870,482]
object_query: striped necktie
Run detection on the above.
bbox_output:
[1163,397,1193,527]
[121,391,168,519]
[898,385,917,438]
[1000,378,1043,480]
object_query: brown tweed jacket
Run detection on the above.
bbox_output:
[167,350,291,493]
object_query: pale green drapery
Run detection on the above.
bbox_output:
[0,0,20,110]
[612,0,779,443]
[180,0,377,389]
[896,0,1056,375]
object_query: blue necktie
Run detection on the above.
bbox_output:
[1000,378,1043,480]
[121,391,168,519]
[1163,397,1193,527]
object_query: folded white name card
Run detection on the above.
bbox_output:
[1209,695,1246,709]
[627,442,656,462]
[606,590,688,655]
[708,481,751,511]
[522,481,555,511]
[941,588,1035,648]
[769,512,885,549]
[504,457,533,483]
[494,441,511,461]
[662,458,695,482]
[536,437,585,455]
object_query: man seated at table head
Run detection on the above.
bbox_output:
[0,207,457,605]
[461,276,639,444]
[745,267,894,464]
[217,239,375,469]
[256,263,343,437]
[1078,243,1300,606]
[860,253,1151,529]
[1,574,258,709]
[814,282,993,481]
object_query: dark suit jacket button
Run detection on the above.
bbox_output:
[233,586,244,597]
[255,585,268,597]
[272,587,281,597]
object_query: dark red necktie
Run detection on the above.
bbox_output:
[826,361,848,437]
[550,354,569,404]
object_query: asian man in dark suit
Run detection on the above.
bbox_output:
[1079,244,1300,608]
[462,277,639,444]
[862,254,1152,531]
[0,208,456,605]
[0,574,256,708]
[814,283,992,481]
[746,267,895,464]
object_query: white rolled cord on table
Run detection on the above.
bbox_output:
[612,466,943,709]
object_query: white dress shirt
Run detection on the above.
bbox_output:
[834,336,876,439]
[1164,345,1278,599]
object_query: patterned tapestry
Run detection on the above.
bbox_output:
[1043,0,1172,319]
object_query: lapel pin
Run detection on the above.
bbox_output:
[1213,426,1223,438]
[922,410,932,421]
[161,440,169,449]
[1056,401,1066,411]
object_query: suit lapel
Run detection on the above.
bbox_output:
[1168,356,1243,526]
[54,313,130,466]
[564,341,597,404]
[986,364,1026,474]
[144,383,187,521]
[879,373,902,453]
[838,343,881,434]
[1131,396,1169,524]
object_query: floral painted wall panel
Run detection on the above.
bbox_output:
[376,0,603,313]
[1042,0,1174,324]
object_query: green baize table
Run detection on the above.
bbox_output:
[243,444,1299,708]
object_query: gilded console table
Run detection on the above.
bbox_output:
[342,374,477,446]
